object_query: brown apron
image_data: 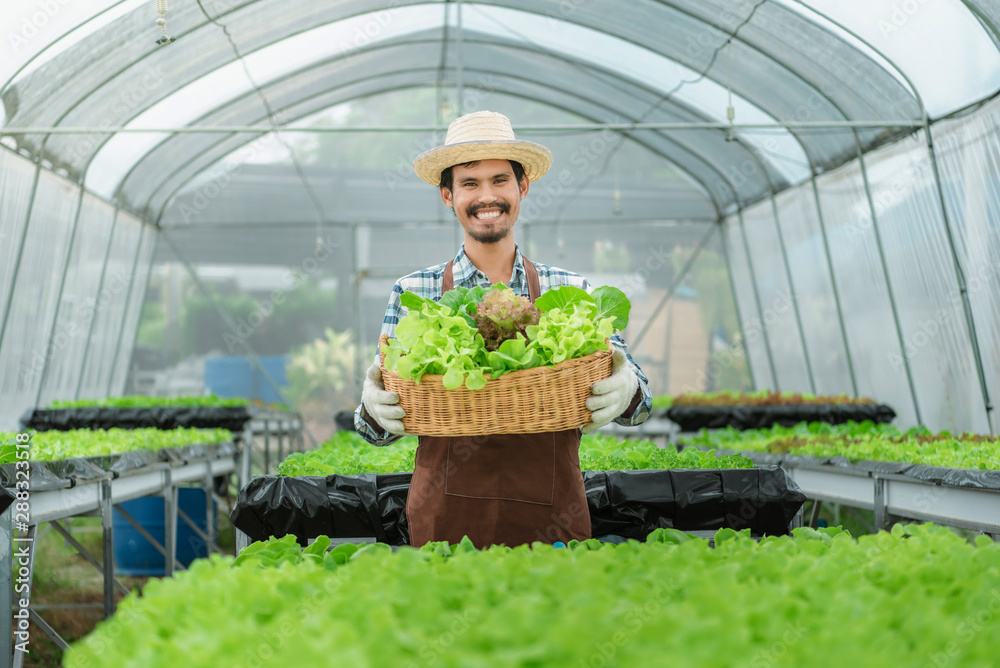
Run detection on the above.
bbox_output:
[405,257,592,548]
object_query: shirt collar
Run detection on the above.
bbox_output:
[452,244,526,288]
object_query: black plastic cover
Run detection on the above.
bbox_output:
[20,406,253,432]
[334,410,357,432]
[664,403,896,431]
[0,485,14,515]
[230,466,806,545]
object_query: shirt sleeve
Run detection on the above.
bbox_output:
[354,283,407,447]
[580,275,651,427]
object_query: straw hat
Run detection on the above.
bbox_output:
[413,111,553,186]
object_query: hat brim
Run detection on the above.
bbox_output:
[413,139,553,187]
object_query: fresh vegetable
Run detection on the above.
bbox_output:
[65,524,1000,668]
[45,395,253,409]
[277,431,752,476]
[382,283,631,390]
[682,420,1000,469]
[656,390,879,407]
[0,428,233,464]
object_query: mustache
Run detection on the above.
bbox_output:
[466,201,510,218]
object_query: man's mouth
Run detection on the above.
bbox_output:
[468,202,510,220]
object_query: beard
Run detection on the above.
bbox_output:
[462,200,512,244]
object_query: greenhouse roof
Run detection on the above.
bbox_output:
[2,0,999,229]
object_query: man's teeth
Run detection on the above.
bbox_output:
[475,210,501,220]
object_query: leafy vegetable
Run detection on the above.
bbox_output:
[65,523,1000,668]
[658,390,879,407]
[276,431,752,476]
[0,428,233,464]
[681,420,1000,470]
[45,395,252,409]
[473,286,540,351]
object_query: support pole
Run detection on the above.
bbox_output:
[264,421,271,473]
[719,220,756,390]
[769,197,817,393]
[105,224,149,396]
[164,471,177,576]
[737,210,779,389]
[854,135,923,425]
[12,524,38,668]
[74,208,121,398]
[1,505,12,668]
[924,128,995,434]
[203,473,216,554]
[100,480,115,618]
[49,521,131,594]
[810,175,859,396]
[0,158,42,357]
[455,0,464,115]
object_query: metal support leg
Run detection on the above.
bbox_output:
[264,421,270,473]
[12,524,38,668]
[738,209,780,389]
[164,471,178,576]
[50,522,131,594]
[2,505,12,668]
[110,505,185,570]
[177,508,221,555]
[100,480,115,618]
[809,499,823,528]
[235,528,251,554]
[873,477,887,531]
[203,474,215,552]
[277,420,284,467]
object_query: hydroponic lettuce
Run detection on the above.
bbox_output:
[277,431,752,476]
[382,283,630,390]
[0,427,233,464]
[682,420,1000,470]
[65,524,1000,668]
[654,390,879,408]
[45,395,251,409]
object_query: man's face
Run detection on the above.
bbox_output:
[441,159,529,244]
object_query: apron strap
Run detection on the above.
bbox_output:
[441,256,540,301]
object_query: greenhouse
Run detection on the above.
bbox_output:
[1,0,999,666]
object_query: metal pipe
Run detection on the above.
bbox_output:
[923,125,995,434]
[854,134,924,425]
[768,197,817,393]
[719,219,756,390]
[809,175,859,396]
[101,479,116,617]
[1,505,12,668]
[737,209,779,389]
[105,224,148,397]
[0,121,929,135]
[118,232,159,395]
[455,0,464,116]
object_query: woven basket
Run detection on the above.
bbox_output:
[379,334,613,436]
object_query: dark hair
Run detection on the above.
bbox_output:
[439,160,526,191]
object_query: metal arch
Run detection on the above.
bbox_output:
[959,0,1000,49]
[132,50,752,217]
[147,76,732,227]
[0,0,135,95]
[44,0,884,185]
[0,153,42,361]
[118,230,159,396]
[105,31,764,211]
[103,31,745,205]
[791,2,928,120]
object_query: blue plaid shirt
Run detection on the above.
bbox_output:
[355,244,652,444]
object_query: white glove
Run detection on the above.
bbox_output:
[582,349,639,434]
[361,361,408,435]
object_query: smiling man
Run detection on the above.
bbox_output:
[354,110,652,548]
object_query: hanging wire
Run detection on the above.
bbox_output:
[194,0,329,251]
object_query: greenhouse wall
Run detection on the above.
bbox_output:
[0,146,154,430]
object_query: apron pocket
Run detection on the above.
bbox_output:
[444,433,556,506]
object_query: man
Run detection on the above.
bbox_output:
[355,110,651,548]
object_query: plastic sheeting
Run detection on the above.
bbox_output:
[76,212,144,400]
[861,131,989,434]
[813,155,920,427]
[0,165,80,431]
[931,95,1000,435]
[35,192,118,407]
[109,227,156,394]
[741,201,813,392]
[773,187,854,395]
[230,467,806,545]
[723,217,774,390]
[21,406,253,432]
[663,403,896,432]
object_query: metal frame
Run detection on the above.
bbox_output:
[104,224,149,397]
[719,219,756,390]
[736,208,779,389]
[0,156,43,360]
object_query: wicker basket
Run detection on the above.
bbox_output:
[379,334,613,436]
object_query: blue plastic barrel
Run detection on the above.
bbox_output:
[112,488,215,576]
[204,354,290,404]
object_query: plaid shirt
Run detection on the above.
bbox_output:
[355,244,652,444]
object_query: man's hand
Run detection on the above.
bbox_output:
[361,361,408,435]
[581,349,639,434]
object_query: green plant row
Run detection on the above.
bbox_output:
[651,390,879,409]
[45,395,251,409]
[682,421,1000,470]
[0,428,233,465]
[65,524,1000,667]
[276,431,753,476]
